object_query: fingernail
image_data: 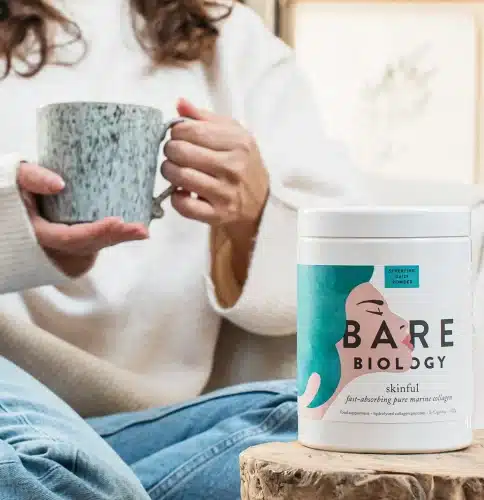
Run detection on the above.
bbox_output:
[51,177,65,190]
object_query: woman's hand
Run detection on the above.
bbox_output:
[18,163,148,278]
[162,99,269,284]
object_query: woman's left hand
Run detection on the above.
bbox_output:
[162,99,269,252]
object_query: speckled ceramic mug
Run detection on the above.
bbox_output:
[37,101,183,226]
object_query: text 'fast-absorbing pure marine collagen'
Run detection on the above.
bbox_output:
[297,206,473,453]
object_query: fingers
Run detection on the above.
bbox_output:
[18,163,65,195]
[176,98,225,123]
[171,190,217,224]
[162,160,231,203]
[19,164,150,257]
[32,216,148,255]
[165,103,263,227]
[20,190,38,217]
[163,140,229,177]
[170,120,241,152]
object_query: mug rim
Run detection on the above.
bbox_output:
[37,101,163,115]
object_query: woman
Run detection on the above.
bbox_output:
[0,0,365,498]
[298,265,413,419]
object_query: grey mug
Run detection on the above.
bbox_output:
[37,101,183,226]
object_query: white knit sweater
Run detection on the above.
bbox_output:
[0,0,365,415]
[1,0,484,426]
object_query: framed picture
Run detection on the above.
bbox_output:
[278,1,479,184]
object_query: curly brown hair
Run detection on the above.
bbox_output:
[0,0,235,79]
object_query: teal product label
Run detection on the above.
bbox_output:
[297,263,465,423]
[384,266,419,288]
[297,264,376,408]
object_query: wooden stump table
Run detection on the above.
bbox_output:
[240,431,484,499]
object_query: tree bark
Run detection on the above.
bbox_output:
[240,433,484,499]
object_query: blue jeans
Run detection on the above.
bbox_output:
[0,356,150,499]
[0,355,297,499]
[89,380,297,500]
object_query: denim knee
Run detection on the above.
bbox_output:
[0,438,148,499]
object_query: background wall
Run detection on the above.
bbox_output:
[248,0,484,185]
[243,0,279,32]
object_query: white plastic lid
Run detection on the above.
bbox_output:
[298,206,471,238]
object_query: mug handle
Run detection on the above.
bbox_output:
[151,117,187,220]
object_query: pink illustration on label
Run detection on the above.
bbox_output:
[299,282,413,419]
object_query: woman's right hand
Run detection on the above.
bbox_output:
[18,163,149,278]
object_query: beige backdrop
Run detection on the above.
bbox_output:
[243,0,278,31]
[276,1,484,183]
